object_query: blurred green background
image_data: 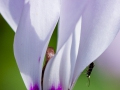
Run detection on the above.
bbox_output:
[0,14,120,90]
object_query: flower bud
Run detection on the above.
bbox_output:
[46,47,55,62]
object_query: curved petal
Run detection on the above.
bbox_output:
[57,0,89,50]
[72,0,120,86]
[14,0,60,89]
[0,0,24,31]
[43,23,81,90]
[43,35,72,90]
[68,18,81,88]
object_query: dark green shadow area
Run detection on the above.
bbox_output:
[0,15,26,90]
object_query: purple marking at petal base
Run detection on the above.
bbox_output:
[30,84,39,90]
[50,84,63,90]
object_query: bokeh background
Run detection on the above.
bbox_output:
[0,14,120,90]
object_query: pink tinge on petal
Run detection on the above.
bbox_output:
[30,84,39,90]
[49,84,63,90]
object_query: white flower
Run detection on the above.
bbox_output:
[0,0,120,90]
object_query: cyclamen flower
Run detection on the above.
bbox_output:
[0,0,120,90]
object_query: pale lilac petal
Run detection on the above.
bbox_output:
[72,0,120,87]
[14,0,60,89]
[68,18,81,88]
[96,31,120,77]
[0,0,24,31]
[43,36,72,90]
[57,0,89,50]
[43,24,81,89]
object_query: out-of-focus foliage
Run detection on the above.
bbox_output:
[0,14,26,90]
[0,15,120,90]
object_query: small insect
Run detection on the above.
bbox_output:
[86,62,95,87]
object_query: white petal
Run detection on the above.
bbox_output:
[57,0,89,50]
[72,0,120,86]
[0,0,24,31]
[68,18,81,88]
[14,0,60,89]
[43,23,81,90]
[43,35,72,90]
